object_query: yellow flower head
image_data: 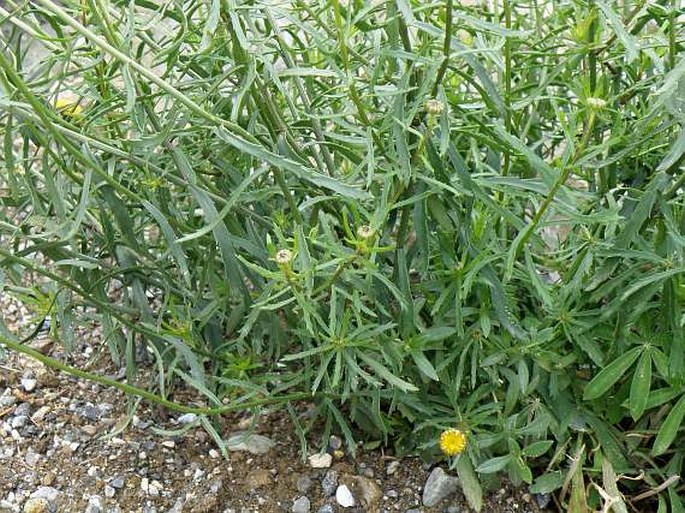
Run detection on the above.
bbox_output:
[54,97,84,118]
[439,428,467,456]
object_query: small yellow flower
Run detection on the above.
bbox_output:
[54,96,84,118]
[439,428,467,456]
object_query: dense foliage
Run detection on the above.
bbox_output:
[1,0,684,510]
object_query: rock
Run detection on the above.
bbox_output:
[328,435,342,450]
[296,475,313,493]
[104,485,115,498]
[21,379,37,393]
[386,461,400,476]
[308,453,332,469]
[24,487,60,513]
[23,498,49,513]
[24,449,40,466]
[386,490,398,499]
[346,476,381,508]
[84,495,104,513]
[245,469,271,489]
[321,470,339,497]
[406,509,421,513]
[177,413,197,424]
[161,440,176,449]
[335,485,355,508]
[445,506,462,513]
[31,406,50,423]
[292,496,311,513]
[110,476,125,489]
[226,432,275,455]
[14,403,31,417]
[208,449,220,459]
[317,506,335,513]
[80,405,100,422]
[10,415,29,429]
[422,468,460,507]
[535,493,551,508]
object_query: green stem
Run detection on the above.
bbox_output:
[510,112,597,264]
[432,0,453,97]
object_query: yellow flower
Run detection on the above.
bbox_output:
[54,97,84,118]
[439,428,467,456]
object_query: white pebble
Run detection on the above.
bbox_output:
[336,484,356,508]
[308,452,332,469]
[21,379,37,393]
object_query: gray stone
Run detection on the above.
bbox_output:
[21,379,37,393]
[0,395,17,407]
[11,416,28,429]
[317,505,335,513]
[328,435,342,450]
[80,405,100,421]
[292,496,311,513]
[321,470,338,497]
[84,495,104,513]
[406,509,421,513]
[226,432,275,455]
[535,493,551,508]
[14,403,31,417]
[445,506,462,513]
[335,485,355,508]
[110,476,125,489]
[104,486,115,498]
[296,475,313,493]
[422,468,459,507]
[177,413,197,424]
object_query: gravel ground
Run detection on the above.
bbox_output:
[0,291,554,513]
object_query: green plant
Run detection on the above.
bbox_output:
[1,0,684,510]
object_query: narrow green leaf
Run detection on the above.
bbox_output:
[629,351,652,420]
[457,455,483,512]
[475,454,512,474]
[583,347,641,400]
[652,394,685,456]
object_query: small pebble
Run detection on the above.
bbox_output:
[104,485,115,498]
[336,484,356,508]
[209,449,220,459]
[21,379,37,393]
[386,461,400,476]
[317,506,335,513]
[11,416,28,429]
[177,413,197,424]
[296,475,313,493]
[328,435,342,450]
[292,496,311,513]
[110,476,125,489]
[321,470,338,497]
[308,453,332,469]
[84,495,104,513]
[162,440,176,449]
